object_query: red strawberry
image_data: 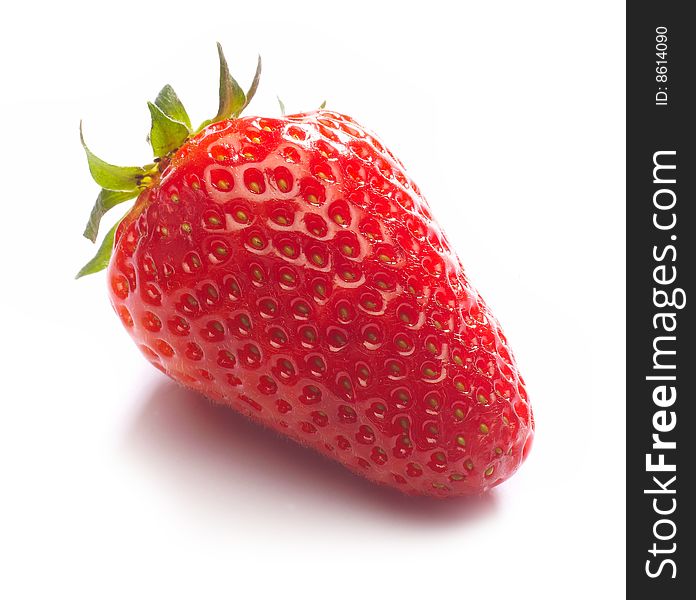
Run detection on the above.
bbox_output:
[78,44,533,497]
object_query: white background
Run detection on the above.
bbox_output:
[0,1,625,598]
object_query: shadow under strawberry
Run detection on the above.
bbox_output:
[124,378,499,526]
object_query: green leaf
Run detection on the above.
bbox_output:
[213,42,246,121]
[147,101,190,157]
[83,188,138,243]
[80,122,146,192]
[240,55,262,114]
[155,84,192,130]
[277,96,286,116]
[75,220,120,279]
[319,100,326,109]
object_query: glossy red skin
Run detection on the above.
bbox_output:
[108,110,534,497]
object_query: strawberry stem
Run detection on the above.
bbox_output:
[77,43,263,278]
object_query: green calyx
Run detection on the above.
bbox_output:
[76,43,262,278]
[76,220,121,279]
[198,43,262,130]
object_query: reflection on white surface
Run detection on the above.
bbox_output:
[125,378,499,528]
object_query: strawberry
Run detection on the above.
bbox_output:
[78,44,533,497]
